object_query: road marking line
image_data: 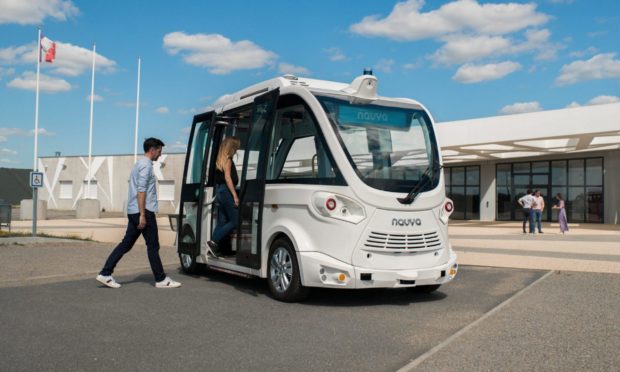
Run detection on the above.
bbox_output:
[397,270,554,372]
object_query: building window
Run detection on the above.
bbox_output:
[83,181,97,199]
[496,157,603,223]
[445,165,480,220]
[158,180,175,201]
[59,181,73,199]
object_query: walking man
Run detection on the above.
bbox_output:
[96,138,181,288]
[518,189,535,234]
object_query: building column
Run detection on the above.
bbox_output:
[479,162,496,221]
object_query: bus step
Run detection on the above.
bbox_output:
[208,265,252,278]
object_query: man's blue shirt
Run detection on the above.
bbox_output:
[126,156,158,214]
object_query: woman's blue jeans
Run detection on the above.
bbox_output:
[212,184,239,244]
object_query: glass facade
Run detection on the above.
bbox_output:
[495,157,603,223]
[445,166,480,220]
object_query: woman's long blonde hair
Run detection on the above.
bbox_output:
[216,136,240,172]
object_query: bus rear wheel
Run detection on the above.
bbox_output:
[267,238,309,302]
[179,225,202,275]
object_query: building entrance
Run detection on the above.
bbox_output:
[496,158,604,223]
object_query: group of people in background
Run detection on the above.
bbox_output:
[518,189,569,235]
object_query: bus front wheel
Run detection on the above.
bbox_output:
[267,238,309,302]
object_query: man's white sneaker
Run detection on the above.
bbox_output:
[96,274,121,288]
[155,276,182,288]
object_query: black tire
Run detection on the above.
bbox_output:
[179,225,202,275]
[407,284,441,294]
[267,237,309,302]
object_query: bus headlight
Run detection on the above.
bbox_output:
[312,192,366,224]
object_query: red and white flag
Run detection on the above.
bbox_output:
[40,36,56,63]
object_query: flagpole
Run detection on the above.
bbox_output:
[87,43,96,199]
[134,57,141,163]
[32,27,42,236]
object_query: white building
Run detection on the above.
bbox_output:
[38,102,620,224]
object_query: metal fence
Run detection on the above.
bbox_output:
[0,204,11,231]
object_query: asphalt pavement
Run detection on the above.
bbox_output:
[1,264,548,372]
[1,219,619,371]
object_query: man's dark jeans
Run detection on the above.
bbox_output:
[100,210,166,282]
[522,208,534,233]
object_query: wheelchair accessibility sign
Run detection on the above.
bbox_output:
[30,171,44,188]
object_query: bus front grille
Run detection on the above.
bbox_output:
[363,231,442,252]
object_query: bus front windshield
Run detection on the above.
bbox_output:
[317,96,440,193]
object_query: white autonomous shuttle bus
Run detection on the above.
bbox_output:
[177,71,457,302]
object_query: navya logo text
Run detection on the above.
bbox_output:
[392,218,422,226]
[357,111,389,122]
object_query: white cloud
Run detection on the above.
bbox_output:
[374,59,395,73]
[431,28,557,65]
[163,32,277,74]
[278,63,310,76]
[156,106,170,114]
[556,53,620,85]
[1,148,17,155]
[7,71,71,92]
[85,94,103,102]
[181,127,191,134]
[325,47,346,61]
[0,127,55,142]
[587,95,620,105]
[453,61,521,83]
[0,67,15,79]
[0,40,117,76]
[169,141,187,151]
[431,34,511,65]
[565,95,620,108]
[30,128,56,136]
[350,0,549,41]
[178,108,199,115]
[404,61,423,69]
[499,101,542,115]
[569,47,598,58]
[0,0,79,25]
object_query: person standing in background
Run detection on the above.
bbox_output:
[532,190,545,234]
[552,193,569,234]
[518,189,535,234]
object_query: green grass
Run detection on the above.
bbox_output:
[0,230,94,241]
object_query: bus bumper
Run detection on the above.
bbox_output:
[298,250,458,289]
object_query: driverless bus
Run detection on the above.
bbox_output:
[177,72,457,302]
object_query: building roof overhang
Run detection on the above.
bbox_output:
[436,102,620,164]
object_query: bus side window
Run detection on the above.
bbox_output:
[266,103,338,182]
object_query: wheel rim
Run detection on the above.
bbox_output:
[269,247,293,293]
[180,253,192,268]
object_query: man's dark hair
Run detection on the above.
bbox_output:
[143,137,165,152]
[526,189,532,194]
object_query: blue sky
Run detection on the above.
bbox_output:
[1,0,619,168]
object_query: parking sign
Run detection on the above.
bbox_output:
[30,171,44,188]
